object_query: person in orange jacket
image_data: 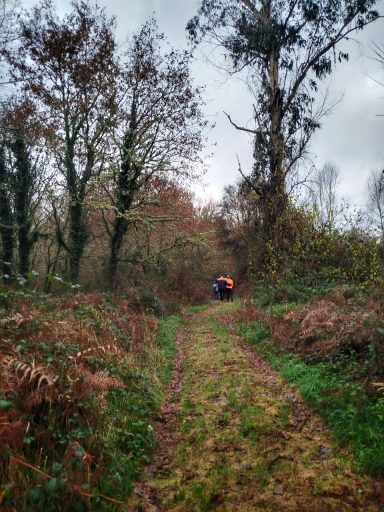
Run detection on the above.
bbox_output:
[225,275,234,301]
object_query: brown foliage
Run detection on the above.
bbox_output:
[0,290,160,506]
[1,356,59,411]
[67,365,124,407]
[270,296,376,360]
[0,411,24,453]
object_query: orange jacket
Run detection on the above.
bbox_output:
[226,278,234,289]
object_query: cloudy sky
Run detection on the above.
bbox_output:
[24,0,384,206]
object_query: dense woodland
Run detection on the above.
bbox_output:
[1,0,384,510]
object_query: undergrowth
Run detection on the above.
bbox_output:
[186,304,208,314]
[0,288,182,510]
[237,316,384,475]
[254,278,368,309]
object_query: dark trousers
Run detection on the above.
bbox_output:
[226,288,233,301]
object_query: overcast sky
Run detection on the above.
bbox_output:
[24,0,384,206]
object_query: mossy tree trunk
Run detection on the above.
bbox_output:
[108,100,138,288]
[64,136,91,284]
[10,130,37,277]
[0,144,14,279]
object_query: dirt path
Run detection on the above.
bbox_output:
[129,302,379,511]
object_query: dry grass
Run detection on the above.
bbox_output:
[270,295,377,360]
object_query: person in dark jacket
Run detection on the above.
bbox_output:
[217,275,227,301]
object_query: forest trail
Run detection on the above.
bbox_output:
[129,302,379,512]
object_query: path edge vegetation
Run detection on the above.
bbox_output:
[234,293,384,477]
[0,288,184,511]
[97,313,184,504]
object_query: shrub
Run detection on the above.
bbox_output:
[0,290,181,510]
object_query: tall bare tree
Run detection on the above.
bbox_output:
[310,161,340,231]
[367,168,384,237]
[8,0,119,282]
[107,20,207,286]
[0,0,20,87]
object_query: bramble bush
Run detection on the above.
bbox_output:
[247,204,380,303]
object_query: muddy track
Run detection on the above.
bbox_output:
[128,303,380,511]
[129,329,189,511]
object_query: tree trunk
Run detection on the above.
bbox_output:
[0,144,14,279]
[64,140,88,284]
[108,99,138,288]
[256,40,289,282]
[68,199,87,283]
[11,131,33,277]
[109,215,129,287]
[264,44,287,243]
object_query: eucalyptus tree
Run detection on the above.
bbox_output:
[188,0,380,243]
[7,0,119,282]
[107,20,207,286]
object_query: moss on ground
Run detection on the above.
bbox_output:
[130,302,378,511]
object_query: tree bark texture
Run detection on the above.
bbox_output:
[11,131,34,277]
[108,100,138,287]
[0,144,14,279]
[65,140,88,283]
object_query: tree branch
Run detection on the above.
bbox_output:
[239,0,264,23]
[223,111,256,134]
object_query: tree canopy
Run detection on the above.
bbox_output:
[188,0,380,238]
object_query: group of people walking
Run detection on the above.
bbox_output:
[212,275,235,301]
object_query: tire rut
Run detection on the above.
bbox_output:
[129,329,189,511]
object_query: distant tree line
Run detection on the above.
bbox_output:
[0,0,383,295]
